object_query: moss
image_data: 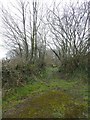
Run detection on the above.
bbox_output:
[3,90,88,118]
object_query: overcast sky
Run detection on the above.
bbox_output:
[0,0,88,59]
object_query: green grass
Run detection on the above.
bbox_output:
[49,79,88,99]
[2,67,88,118]
[3,78,88,111]
[3,82,49,110]
[3,90,88,118]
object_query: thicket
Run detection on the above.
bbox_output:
[2,53,88,90]
[58,54,88,81]
[2,57,46,90]
[60,54,87,72]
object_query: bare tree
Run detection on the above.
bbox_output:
[31,0,38,62]
[2,8,23,58]
[46,1,89,65]
[1,0,41,62]
[1,0,30,60]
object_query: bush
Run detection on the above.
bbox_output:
[60,54,87,73]
[58,54,88,81]
[2,57,46,89]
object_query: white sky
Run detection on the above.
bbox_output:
[0,0,88,59]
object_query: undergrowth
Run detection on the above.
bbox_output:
[2,66,88,118]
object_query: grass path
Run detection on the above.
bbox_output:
[2,67,88,118]
[3,89,88,118]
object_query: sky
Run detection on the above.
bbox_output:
[0,0,88,59]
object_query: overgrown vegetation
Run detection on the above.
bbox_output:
[2,64,88,118]
[3,90,88,118]
[1,0,89,118]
